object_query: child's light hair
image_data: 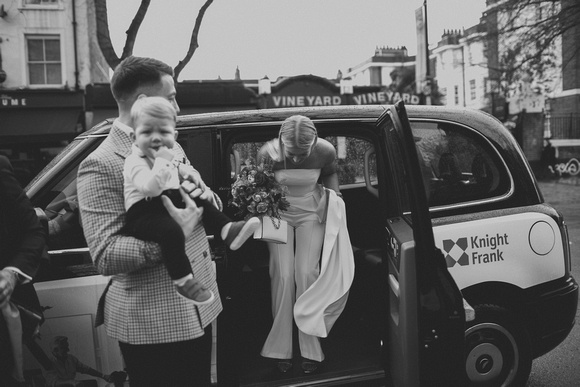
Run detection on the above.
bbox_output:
[131,96,177,127]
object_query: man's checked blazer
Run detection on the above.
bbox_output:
[77,121,222,344]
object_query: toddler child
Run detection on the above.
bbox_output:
[119,96,259,304]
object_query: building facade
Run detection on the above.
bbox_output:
[2,0,578,184]
[431,27,497,115]
[341,46,422,104]
[545,0,580,159]
[0,0,108,184]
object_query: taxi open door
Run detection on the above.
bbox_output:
[376,101,466,386]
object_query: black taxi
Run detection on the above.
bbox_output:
[24,102,578,386]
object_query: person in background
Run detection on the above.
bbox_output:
[0,155,46,387]
[258,115,352,375]
[541,138,557,177]
[119,96,258,304]
[44,336,112,387]
[77,56,221,387]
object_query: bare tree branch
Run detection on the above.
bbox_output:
[121,0,151,60]
[174,0,214,81]
[95,0,214,76]
[478,0,579,95]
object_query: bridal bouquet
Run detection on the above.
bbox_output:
[229,160,290,223]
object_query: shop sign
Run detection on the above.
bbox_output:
[270,95,344,107]
[352,91,421,105]
[1,95,27,108]
[0,91,83,109]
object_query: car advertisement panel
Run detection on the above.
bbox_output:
[433,212,565,290]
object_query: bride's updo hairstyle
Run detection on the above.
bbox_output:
[278,115,318,159]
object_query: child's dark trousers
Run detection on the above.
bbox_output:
[120,189,230,280]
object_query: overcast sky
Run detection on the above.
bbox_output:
[107,0,487,81]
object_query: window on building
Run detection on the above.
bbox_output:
[454,85,459,105]
[482,41,488,60]
[470,80,476,100]
[23,0,58,5]
[483,77,489,94]
[26,35,62,85]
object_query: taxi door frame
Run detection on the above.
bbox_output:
[376,101,466,386]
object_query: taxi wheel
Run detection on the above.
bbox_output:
[464,304,532,387]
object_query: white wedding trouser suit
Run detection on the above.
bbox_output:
[261,169,325,362]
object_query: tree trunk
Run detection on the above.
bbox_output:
[95,0,120,70]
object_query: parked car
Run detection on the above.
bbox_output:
[23,102,577,387]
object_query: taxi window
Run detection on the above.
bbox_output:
[36,164,93,281]
[228,134,382,250]
[230,136,376,187]
[33,136,190,282]
[410,121,510,208]
[326,136,377,186]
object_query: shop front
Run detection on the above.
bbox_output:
[85,80,260,129]
[0,90,84,185]
[259,75,421,109]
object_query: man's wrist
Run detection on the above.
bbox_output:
[1,269,19,288]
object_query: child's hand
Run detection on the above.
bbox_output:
[154,146,174,161]
[181,180,198,194]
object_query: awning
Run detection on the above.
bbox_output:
[1,108,82,137]
[0,90,84,138]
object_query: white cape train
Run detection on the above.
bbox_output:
[294,189,355,338]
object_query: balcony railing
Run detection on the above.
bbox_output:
[548,115,580,139]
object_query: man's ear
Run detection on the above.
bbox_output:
[137,93,147,100]
[174,130,179,140]
[130,131,136,142]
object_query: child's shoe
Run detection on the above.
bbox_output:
[223,217,261,250]
[176,277,215,306]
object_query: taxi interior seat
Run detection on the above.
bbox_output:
[438,152,463,183]
[429,152,466,206]
[471,153,494,195]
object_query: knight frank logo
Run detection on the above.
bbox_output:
[443,237,470,268]
[442,233,510,268]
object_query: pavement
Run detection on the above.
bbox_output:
[537,175,580,205]
[550,175,580,186]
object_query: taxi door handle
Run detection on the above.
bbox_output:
[389,274,400,297]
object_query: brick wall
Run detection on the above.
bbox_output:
[550,95,580,116]
[562,0,580,91]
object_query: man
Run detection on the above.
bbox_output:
[0,155,46,387]
[77,56,222,386]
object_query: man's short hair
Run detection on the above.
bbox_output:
[110,56,174,102]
